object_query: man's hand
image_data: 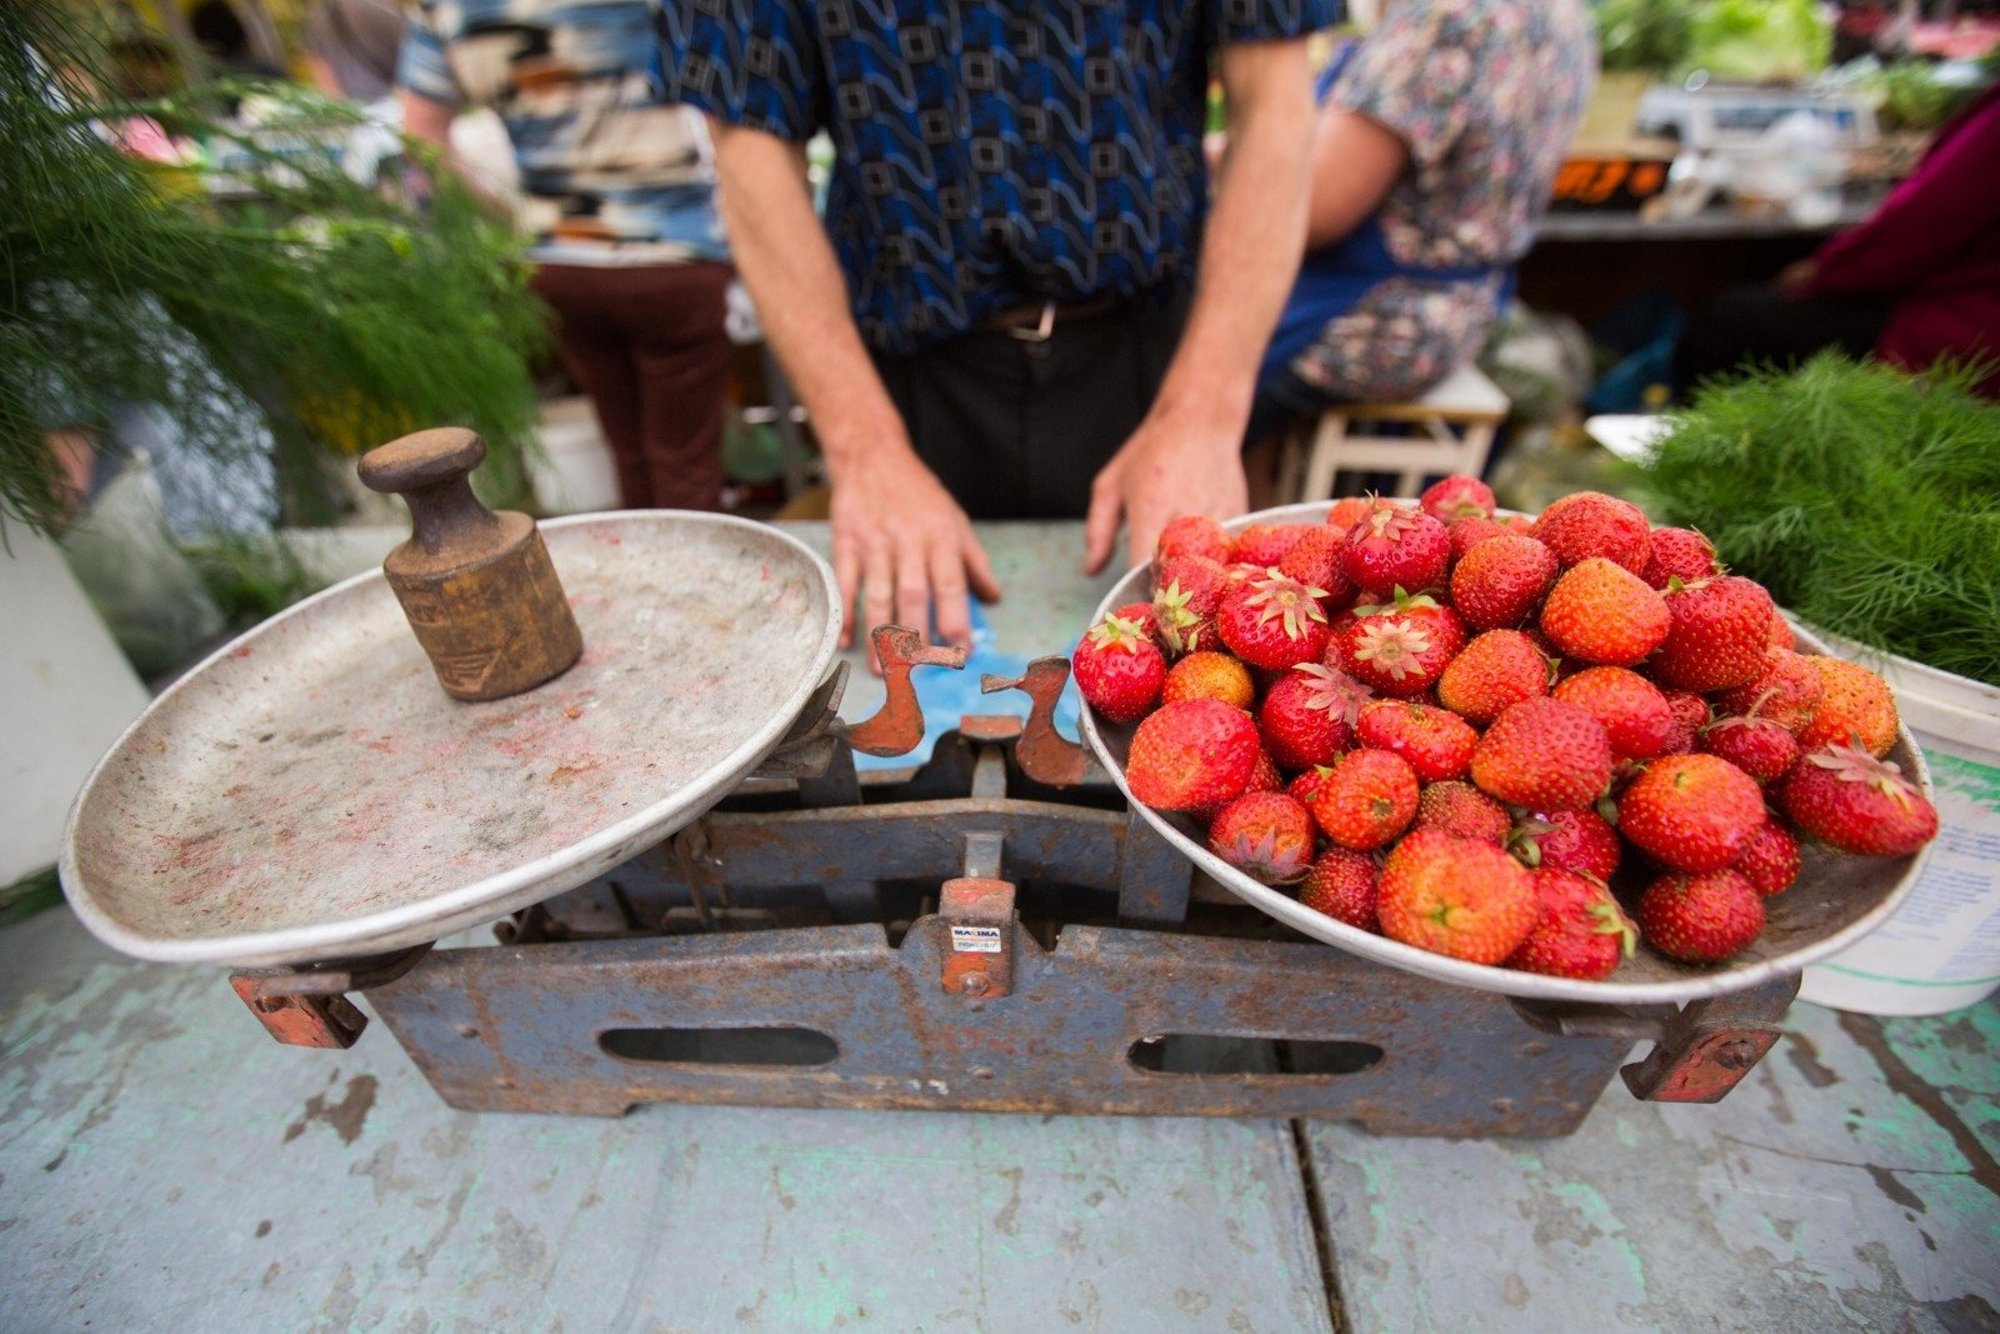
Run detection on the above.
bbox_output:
[829,445,1001,653]
[1083,412,1248,575]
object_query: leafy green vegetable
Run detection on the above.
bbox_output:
[1637,355,2000,686]
[1594,0,1693,74]
[1683,0,1831,85]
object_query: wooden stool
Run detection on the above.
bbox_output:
[1277,363,1510,501]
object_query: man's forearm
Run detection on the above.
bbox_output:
[708,123,908,473]
[1151,41,1315,430]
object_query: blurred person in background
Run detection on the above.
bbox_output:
[1247,0,1595,443]
[303,0,404,104]
[400,1,733,511]
[663,0,1334,655]
[1676,81,2000,400]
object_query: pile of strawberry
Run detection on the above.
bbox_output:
[1072,480,1941,981]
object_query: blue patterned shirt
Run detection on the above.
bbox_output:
[660,0,1338,354]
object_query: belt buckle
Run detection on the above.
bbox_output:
[1007,301,1057,343]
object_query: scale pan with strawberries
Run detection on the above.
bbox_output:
[1080,502,1933,1009]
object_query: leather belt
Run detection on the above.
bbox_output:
[981,293,1129,342]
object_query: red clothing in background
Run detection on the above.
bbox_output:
[1805,84,2000,394]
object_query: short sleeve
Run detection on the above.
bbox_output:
[395,4,464,109]
[657,0,826,142]
[1216,0,1344,45]
[1331,0,1483,172]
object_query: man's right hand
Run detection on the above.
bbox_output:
[828,443,1002,659]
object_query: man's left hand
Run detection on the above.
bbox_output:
[1083,412,1249,575]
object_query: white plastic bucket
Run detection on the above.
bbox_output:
[1797,632,2000,1016]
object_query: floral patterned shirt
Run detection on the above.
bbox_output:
[1290,0,1595,402]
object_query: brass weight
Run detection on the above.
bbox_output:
[358,428,583,702]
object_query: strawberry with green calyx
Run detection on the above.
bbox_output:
[1357,699,1478,783]
[1156,514,1237,567]
[1699,715,1801,786]
[1451,533,1558,630]
[1377,829,1540,964]
[1796,657,1900,759]
[1650,575,1776,692]
[1259,663,1368,770]
[1506,869,1636,981]
[1659,691,1709,755]
[1470,698,1613,812]
[1640,526,1719,590]
[1716,648,1823,735]
[1447,515,1510,563]
[1781,744,1939,857]
[1236,522,1318,568]
[1539,557,1672,667]
[1110,601,1165,647]
[1309,748,1420,850]
[1638,868,1765,963]
[1073,614,1165,724]
[1420,474,1496,524]
[1299,847,1382,932]
[1552,666,1674,760]
[1415,780,1512,844]
[1152,554,1230,655]
[1278,527,1355,611]
[1207,792,1317,884]
[1510,807,1621,880]
[1345,603,1459,697]
[1734,821,1802,897]
[1218,570,1332,671]
[1617,753,1765,872]
[1436,629,1552,725]
[1342,503,1450,598]
[1161,650,1255,711]
[1325,495,1378,539]
[1530,491,1654,574]
[1126,699,1262,812]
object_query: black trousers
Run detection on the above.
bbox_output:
[1676,285,1890,390]
[870,297,1191,520]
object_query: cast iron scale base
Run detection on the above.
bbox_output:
[233,630,1798,1138]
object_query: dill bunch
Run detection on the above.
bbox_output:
[1639,354,2000,687]
[1,5,545,537]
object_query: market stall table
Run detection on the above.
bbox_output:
[4,521,1995,1330]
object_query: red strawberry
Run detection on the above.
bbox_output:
[1768,616,1796,651]
[1539,558,1672,667]
[1259,663,1363,770]
[1420,474,1496,524]
[1781,744,1938,856]
[1507,868,1636,980]
[1299,848,1381,932]
[1716,648,1824,735]
[1531,491,1654,573]
[1641,527,1719,589]
[1247,748,1284,794]
[1287,764,1336,807]
[1552,666,1673,760]
[1111,601,1165,647]
[1639,869,1766,963]
[1342,504,1450,598]
[1345,606,1459,697]
[1152,555,1230,656]
[1796,657,1900,759]
[1416,780,1511,844]
[1447,515,1510,563]
[1617,753,1765,871]
[1357,700,1478,783]
[1700,716,1801,786]
[1236,523,1317,568]
[1310,748,1420,851]
[1278,527,1354,610]
[1161,650,1255,711]
[1156,514,1236,567]
[1324,495,1377,539]
[1470,698,1613,812]
[1377,829,1540,964]
[1512,807,1621,880]
[1650,576,1776,693]
[1072,615,1165,724]
[1450,534,1558,630]
[1208,792,1316,884]
[1734,822,1802,897]
[1436,629,1551,725]
[1126,699,1261,812]
[1218,570,1331,671]
[1660,691,1710,754]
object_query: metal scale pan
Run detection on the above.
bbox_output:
[1079,501,1933,1007]
[60,512,841,968]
